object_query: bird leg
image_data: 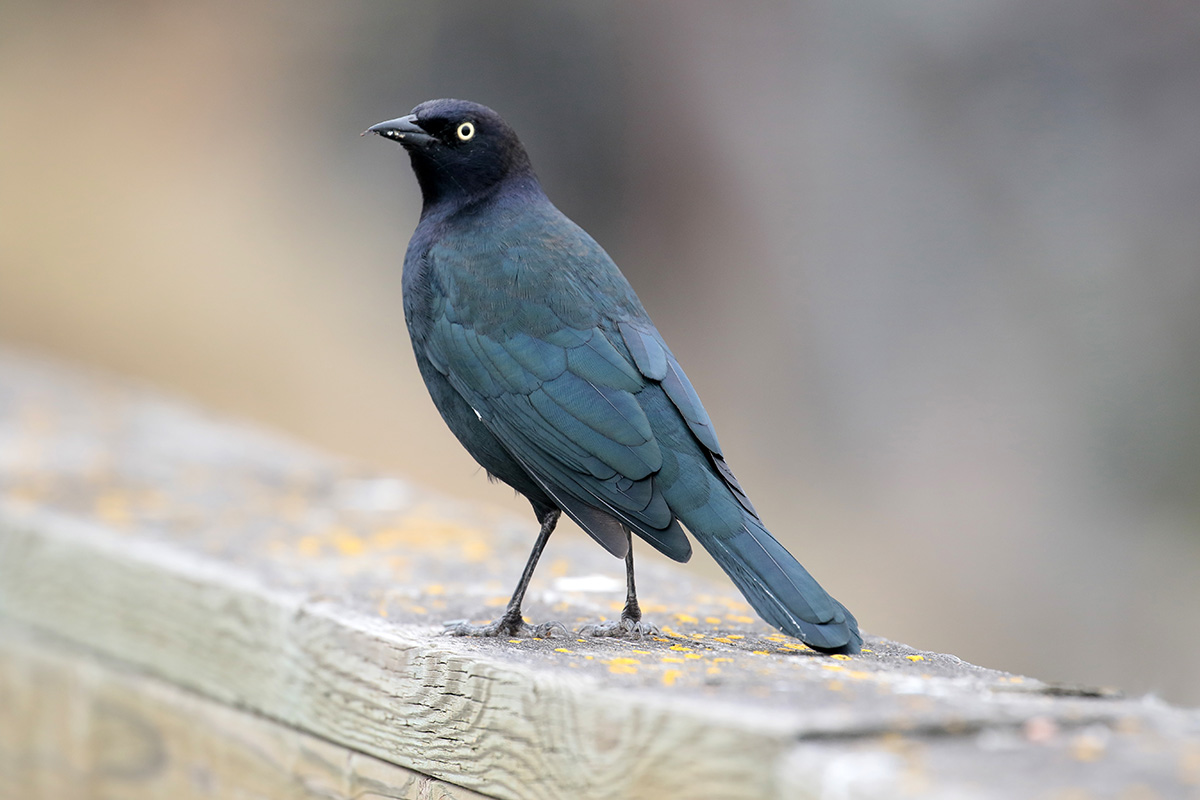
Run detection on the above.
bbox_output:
[578,532,661,639]
[444,509,567,638]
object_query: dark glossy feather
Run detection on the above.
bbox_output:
[382,98,860,653]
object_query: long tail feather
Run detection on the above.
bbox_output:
[699,518,861,654]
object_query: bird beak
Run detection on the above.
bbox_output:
[363,114,434,146]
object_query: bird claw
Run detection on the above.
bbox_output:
[577,616,660,640]
[442,616,568,639]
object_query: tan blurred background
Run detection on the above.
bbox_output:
[2,1,1198,704]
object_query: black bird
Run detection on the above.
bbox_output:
[367,99,861,654]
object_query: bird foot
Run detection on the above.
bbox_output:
[443,615,567,639]
[577,615,660,640]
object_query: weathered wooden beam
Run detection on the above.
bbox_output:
[0,623,491,800]
[1,348,1198,799]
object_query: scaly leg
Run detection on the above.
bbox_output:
[579,531,660,639]
[444,509,567,638]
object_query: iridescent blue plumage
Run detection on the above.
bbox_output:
[370,99,860,652]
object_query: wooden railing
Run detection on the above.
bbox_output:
[1,349,1196,799]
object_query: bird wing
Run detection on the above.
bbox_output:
[619,320,859,651]
[424,305,693,561]
[617,319,758,518]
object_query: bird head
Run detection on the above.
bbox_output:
[366,99,535,210]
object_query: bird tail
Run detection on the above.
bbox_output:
[698,515,861,654]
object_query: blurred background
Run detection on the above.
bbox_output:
[2,1,1198,704]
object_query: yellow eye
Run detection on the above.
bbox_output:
[456,121,475,141]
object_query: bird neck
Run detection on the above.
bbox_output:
[415,169,543,220]
[407,140,537,212]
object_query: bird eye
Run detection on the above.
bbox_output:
[456,121,475,141]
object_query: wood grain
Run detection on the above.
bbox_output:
[0,511,788,800]
[2,348,1198,800]
[0,623,491,800]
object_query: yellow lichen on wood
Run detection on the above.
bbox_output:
[297,536,322,557]
[94,493,131,525]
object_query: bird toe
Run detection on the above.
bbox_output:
[442,616,567,639]
[578,615,660,640]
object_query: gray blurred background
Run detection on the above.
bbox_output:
[2,1,1198,704]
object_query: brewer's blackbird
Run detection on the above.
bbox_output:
[367,99,861,654]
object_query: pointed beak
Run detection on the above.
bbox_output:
[363,114,434,147]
